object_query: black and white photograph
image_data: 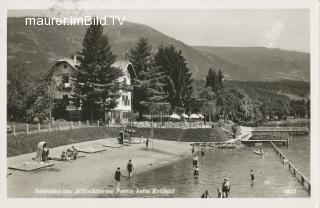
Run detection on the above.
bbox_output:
[1,0,320,207]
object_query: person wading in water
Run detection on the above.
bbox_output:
[127,159,134,179]
[192,155,199,167]
[250,169,255,181]
[201,190,209,198]
[222,178,231,198]
[201,148,205,157]
[194,165,200,179]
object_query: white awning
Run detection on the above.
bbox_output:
[181,113,189,118]
[169,114,181,120]
[190,114,199,119]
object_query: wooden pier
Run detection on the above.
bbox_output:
[270,142,311,195]
[252,127,308,135]
[242,139,289,146]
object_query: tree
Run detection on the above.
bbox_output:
[129,38,167,119]
[154,45,193,110]
[217,69,224,91]
[74,18,123,121]
[7,60,36,121]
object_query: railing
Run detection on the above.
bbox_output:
[253,127,309,132]
[8,120,105,136]
[8,121,213,136]
[270,142,310,194]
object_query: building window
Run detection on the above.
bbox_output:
[123,77,127,85]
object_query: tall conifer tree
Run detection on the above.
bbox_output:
[74,17,123,120]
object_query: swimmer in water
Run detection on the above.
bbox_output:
[192,155,199,167]
[201,148,205,157]
[217,188,222,198]
[250,169,255,181]
[194,165,199,178]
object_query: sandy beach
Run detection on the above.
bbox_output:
[7,138,191,197]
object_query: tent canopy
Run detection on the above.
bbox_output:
[169,113,181,120]
[190,114,199,119]
[181,113,189,118]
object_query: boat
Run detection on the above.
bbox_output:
[252,150,264,155]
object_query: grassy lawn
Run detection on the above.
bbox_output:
[7,127,230,157]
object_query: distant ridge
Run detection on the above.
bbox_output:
[7,17,309,81]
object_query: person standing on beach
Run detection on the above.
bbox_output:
[146,138,149,150]
[222,178,231,198]
[127,159,134,179]
[192,145,195,155]
[115,167,123,188]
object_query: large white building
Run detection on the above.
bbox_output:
[50,57,135,123]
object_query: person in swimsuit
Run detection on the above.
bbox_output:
[115,167,123,188]
[192,155,199,167]
[201,148,205,157]
[201,190,209,198]
[217,188,222,198]
[146,138,149,150]
[250,169,255,181]
[222,178,231,198]
[127,159,134,178]
[194,165,199,178]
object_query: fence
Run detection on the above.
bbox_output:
[8,120,103,136]
[8,120,215,136]
[270,142,310,194]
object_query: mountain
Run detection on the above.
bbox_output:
[194,46,310,81]
[7,17,309,81]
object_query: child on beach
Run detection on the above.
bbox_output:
[127,159,134,178]
[115,167,123,187]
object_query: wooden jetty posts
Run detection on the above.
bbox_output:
[270,142,311,194]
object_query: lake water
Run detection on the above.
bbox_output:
[116,135,310,198]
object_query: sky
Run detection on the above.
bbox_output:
[8,9,310,52]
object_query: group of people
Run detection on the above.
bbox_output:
[58,146,79,161]
[192,145,232,198]
[114,159,134,187]
[200,178,231,198]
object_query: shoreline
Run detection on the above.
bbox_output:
[7,138,191,198]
